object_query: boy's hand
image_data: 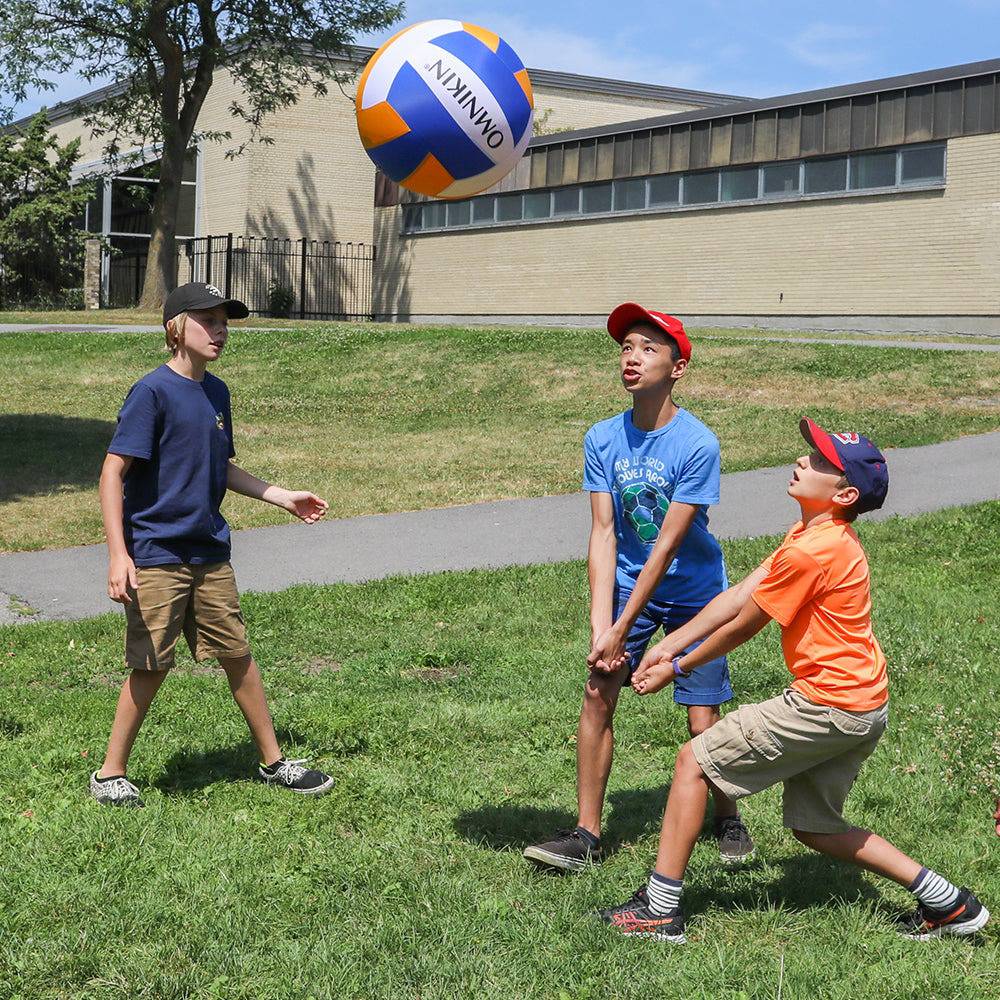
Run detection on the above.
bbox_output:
[275,489,329,524]
[588,625,630,674]
[631,651,680,696]
[631,640,683,692]
[108,554,138,605]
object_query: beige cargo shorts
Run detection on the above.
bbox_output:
[691,687,888,834]
[124,562,251,671]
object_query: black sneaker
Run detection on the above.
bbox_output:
[897,888,990,939]
[597,886,687,943]
[258,757,334,796]
[522,828,602,873]
[714,815,755,865]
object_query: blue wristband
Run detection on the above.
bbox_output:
[672,656,690,677]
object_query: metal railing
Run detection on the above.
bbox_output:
[178,234,376,320]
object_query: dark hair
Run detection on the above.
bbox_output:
[665,337,682,364]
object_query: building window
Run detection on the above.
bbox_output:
[762,162,801,196]
[804,157,848,193]
[721,166,759,202]
[402,142,946,233]
[581,182,613,214]
[850,150,897,190]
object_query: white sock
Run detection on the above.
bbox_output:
[909,867,960,911]
[646,872,683,914]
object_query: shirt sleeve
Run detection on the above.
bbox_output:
[671,438,721,506]
[107,383,158,460]
[752,543,826,627]
[756,525,799,576]
[582,430,611,493]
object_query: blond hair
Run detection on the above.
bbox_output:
[165,311,188,354]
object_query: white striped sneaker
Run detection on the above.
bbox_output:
[89,771,144,807]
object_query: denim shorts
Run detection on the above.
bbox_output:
[615,587,732,706]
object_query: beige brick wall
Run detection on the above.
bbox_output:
[530,87,703,134]
[373,134,1000,318]
[45,67,698,248]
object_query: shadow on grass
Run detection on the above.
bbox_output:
[153,727,317,793]
[0,717,26,739]
[0,414,116,502]
[453,784,675,854]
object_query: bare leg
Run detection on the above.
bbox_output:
[654,741,714,878]
[219,654,282,766]
[791,828,922,887]
[686,705,738,820]
[576,667,627,838]
[99,670,169,776]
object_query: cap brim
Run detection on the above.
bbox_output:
[187,297,250,320]
[607,302,656,343]
[800,416,845,471]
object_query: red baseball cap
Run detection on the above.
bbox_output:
[606,302,692,361]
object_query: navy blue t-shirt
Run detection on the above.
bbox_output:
[107,364,236,566]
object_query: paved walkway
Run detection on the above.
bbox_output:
[2,431,998,624]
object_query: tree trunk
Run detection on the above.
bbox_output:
[137,132,188,312]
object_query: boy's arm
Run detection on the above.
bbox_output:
[226,462,329,524]
[587,492,618,669]
[588,501,699,673]
[631,564,771,683]
[100,453,137,604]
[632,589,772,695]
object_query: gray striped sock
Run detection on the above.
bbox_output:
[909,867,960,911]
[647,872,683,915]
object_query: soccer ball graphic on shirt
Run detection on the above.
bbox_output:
[355,19,534,197]
[621,483,670,543]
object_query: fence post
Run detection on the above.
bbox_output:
[225,233,233,298]
[205,236,213,287]
[299,237,308,319]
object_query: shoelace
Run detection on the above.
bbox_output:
[272,758,309,785]
[718,818,746,844]
[105,777,138,800]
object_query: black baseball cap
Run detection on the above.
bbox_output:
[800,417,890,514]
[162,281,249,326]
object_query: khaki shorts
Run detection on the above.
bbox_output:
[124,562,251,671]
[691,687,888,834]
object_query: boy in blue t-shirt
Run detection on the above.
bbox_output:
[524,303,753,871]
[90,282,333,807]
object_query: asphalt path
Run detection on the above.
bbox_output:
[2,431,997,624]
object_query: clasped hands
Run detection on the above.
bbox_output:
[587,626,684,695]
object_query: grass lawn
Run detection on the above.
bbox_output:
[2,323,999,553]
[1,503,997,998]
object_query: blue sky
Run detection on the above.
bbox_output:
[10,0,1000,119]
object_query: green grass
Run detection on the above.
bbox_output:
[2,323,999,553]
[1,504,998,999]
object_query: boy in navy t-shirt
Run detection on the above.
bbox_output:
[524,304,753,870]
[90,282,333,807]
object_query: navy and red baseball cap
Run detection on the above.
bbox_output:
[800,417,889,514]
[607,302,692,361]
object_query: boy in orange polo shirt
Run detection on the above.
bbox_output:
[596,417,989,943]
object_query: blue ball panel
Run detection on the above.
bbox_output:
[385,61,497,180]
[428,30,532,145]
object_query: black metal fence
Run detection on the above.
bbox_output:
[176,235,376,320]
[0,250,84,309]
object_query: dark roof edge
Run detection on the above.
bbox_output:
[528,55,1000,147]
[9,41,746,131]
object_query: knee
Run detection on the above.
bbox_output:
[582,675,618,720]
[686,709,720,739]
[674,741,703,782]
[220,653,253,676]
[792,828,822,850]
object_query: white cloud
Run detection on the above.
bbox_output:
[786,23,876,75]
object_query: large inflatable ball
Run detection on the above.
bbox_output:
[356,20,534,198]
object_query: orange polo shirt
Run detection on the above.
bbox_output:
[752,518,888,711]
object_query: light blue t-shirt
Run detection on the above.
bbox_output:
[583,408,726,607]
